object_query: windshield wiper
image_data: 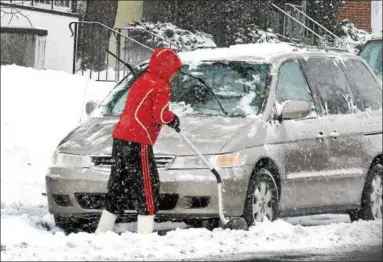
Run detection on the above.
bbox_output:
[106,49,137,77]
[180,71,228,116]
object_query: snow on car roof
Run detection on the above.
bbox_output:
[178,42,301,63]
[138,43,354,68]
[177,42,360,67]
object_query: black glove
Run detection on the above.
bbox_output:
[167,114,181,132]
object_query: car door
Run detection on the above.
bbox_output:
[338,58,383,204]
[271,59,331,213]
[299,56,371,208]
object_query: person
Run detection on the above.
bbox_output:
[95,48,182,234]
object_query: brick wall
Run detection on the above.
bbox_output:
[337,0,371,32]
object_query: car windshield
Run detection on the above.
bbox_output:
[359,40,382,79]
[92,61,271,118]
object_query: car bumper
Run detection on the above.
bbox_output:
[45,166,253,220]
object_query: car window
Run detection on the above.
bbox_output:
[341,59,382,111]
[91,68,147,117]
[301,57,354,115]
[359,41,382,78]
[276,60,314,107]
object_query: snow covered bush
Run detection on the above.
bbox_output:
[125,20,217,51]
[234,24,281,44]
[333,19,373,53]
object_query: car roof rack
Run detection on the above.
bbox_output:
[289,43,350,53]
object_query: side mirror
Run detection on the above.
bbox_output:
[280,100,311,121]
[85,100,99,115]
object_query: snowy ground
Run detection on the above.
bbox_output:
[1,65,382,260]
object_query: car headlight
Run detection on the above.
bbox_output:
[52,151,91,168]
[169,152,241,169]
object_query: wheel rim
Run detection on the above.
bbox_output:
[252,181,273,222]
[370,173,382,219]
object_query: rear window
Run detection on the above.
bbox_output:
[342,59,382,111]
[301,57,354,115]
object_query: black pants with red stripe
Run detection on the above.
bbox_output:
[104,138,159,216]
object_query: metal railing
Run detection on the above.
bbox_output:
[69,21,154,82]
[271,3,324,44]
[285,3,341,42]
[114,22,191,76]
[117,21,189,52]
[69,21,187,82]
[271,3,345,48]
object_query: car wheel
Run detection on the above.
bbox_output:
[349,163,382,222]
[54,215,98,234]
[243,168,279,226]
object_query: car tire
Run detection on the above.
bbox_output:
[243,168,279,226]
[349,163,382,222]
[54,215,98,234]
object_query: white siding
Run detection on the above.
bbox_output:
[371,0,382,36]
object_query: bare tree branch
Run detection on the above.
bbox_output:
[1,5,33,27]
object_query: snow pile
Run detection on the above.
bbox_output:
[125,20,217,51]
[1,65,114,211]
[1,215,381,260]
[234,25,281,45]
[334,19,373,53]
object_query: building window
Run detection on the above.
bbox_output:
[7,0,73,12]
[34,0,71,8]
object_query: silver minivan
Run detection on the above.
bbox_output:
[46,45,382,233]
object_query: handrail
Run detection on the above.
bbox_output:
[116,24,189,52]
[285,3,341,41]
[274,32,300,44]
[271,3,324,41]
[69,21,154,52]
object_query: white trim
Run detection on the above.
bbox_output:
[156,49,168,57]
[287,168,363,180]
[135,89,154,144]
[160,102,172,124]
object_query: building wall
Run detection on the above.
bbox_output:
[337,0,371,32]
[371,0,382,35]
[1,6,79,73]
[114,0,143,28]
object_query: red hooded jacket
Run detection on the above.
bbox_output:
[112,48,182,145]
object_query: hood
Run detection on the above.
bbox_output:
[147,48,182,82]
[58,116,255,156]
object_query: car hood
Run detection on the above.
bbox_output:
[58,116,255,156]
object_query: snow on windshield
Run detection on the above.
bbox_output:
[95,61,271,118]
[170,62,271,117]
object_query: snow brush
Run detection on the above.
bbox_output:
[175,127,249,231]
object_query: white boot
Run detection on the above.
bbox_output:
[95,210,117,234]
[137,215,154,234]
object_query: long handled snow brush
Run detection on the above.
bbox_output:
[175,128,249,231]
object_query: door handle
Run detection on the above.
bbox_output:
[316,131,325,142]
[329,130,339,140]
